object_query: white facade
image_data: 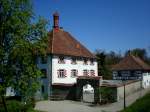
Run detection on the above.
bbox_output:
[36,55,98,97]
[37,55,98,85]
[52,55,98,84]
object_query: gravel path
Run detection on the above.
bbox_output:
[35,88,150,112]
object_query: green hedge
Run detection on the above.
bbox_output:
[100,87,117,103]
[0,100,39,112]
[121,93,150,112]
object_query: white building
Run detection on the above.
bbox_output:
[36,12,99,99]
[112,55,150,88]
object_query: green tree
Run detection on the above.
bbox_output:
[125,48,147,60]
[105,51,122,65]
[0,0,48,108]
[95,50,122,79]
[95,50,112,79]
[125,48,150,65]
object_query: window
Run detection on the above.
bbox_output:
[58,56,65,64]
[41,85,44,93]
[71,69,78,77]
[41,56,47,64]
[121,71,130,77]
[83,58,88,65]
[134,71,142,76]
[83,70,89,76]
[71,58,77,64]
[90,59,94,65]
[41,69,47,78]
[57,69,67,78]
[90,70,95,76]
[113,71,118,77]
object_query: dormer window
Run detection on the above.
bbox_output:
[58,56,65,64]
[71,58,77,64]
[83,70,89,76]
[83,58,88,65]
[41,56,47,64]
[90,59,94,65]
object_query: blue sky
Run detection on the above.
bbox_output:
[32,0,150,55]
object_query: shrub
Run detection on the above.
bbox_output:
[100,87,117,103]
[43,93,48,100]
[0,99,38,112]
[0,100,23,112]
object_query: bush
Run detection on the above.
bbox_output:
[100,87,117,103]
[0,100,23,112]
[43,93,48,100]
[0,100,38,112]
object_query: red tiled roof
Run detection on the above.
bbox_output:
[47,29,96,58]
[112,55,150,71]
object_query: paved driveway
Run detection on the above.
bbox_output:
[35,88,150,112]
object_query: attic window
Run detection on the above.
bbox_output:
[71,58,77,64]
[83,58,88,65]
[58,56,65,64]
[90,59,94,65]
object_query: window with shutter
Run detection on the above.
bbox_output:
[71,69,78,77]
[90,70,95,76]
[83,70,88,76]
[57,69,67,78]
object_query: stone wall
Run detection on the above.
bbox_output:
[117,80,141,101]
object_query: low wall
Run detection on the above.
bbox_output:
[117,80,141,101]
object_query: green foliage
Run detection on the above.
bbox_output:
[95,49,122,79]
[100,87,117,103]
[121,93,150,112]
[125,48,147,60]
[0,100,24,112]
[0,100,42,112]
[43,93,48,100]
[125,48,150,65]
[0,0,48,105]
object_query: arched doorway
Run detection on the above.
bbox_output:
[76,76,101,103]
[83,84,94,102]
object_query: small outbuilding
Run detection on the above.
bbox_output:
[112,55,150,88]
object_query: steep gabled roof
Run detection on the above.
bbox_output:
[47,29,96,58]
[112,55,150,71]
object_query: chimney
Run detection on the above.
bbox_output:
[53,12,59,29]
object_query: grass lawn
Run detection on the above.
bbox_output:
[121,92,150,112]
